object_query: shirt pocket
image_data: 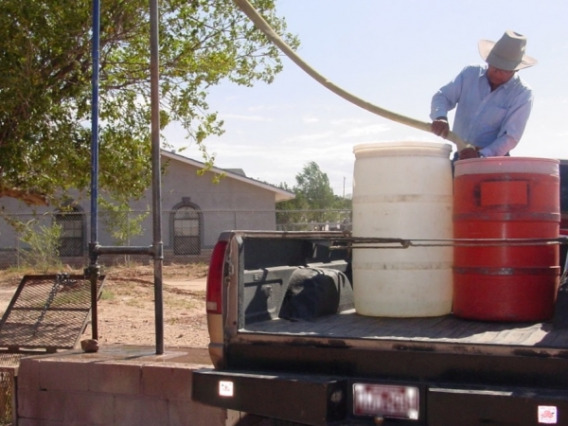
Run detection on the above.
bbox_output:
[477,105,508,133]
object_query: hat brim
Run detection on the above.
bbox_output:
[478,39,537,71]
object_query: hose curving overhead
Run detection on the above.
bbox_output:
[233,0,466,151]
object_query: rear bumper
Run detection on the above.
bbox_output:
[192,368,568,425]
[192,369,346,425]
[427,386,568,425]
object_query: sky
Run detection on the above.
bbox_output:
[165,0,568,196]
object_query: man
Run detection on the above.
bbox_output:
[430,30,537,160]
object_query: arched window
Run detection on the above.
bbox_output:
[173,203,201,255]
[55,206,85,257]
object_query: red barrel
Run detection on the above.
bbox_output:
[453,157,560,322]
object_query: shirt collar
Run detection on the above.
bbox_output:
[481,65,518,91]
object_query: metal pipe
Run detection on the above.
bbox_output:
[88,0,101,340]
[90,0,100,251]
[93,245,155,256]
[86,0,164,353]
[149,0,164,355]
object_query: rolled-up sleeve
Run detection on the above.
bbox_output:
[430,68,466,120]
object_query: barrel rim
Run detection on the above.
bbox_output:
[353,141,452,158]
[455,157,560,176]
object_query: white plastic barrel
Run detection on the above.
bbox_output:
[352,141,453,317]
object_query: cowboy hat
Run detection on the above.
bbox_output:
[478,30,537,71]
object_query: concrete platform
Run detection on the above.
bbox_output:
[15,345,227,426]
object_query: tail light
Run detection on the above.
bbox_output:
[206,240,228,314]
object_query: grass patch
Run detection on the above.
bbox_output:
[164,296,198,311]
[99,289,115,301]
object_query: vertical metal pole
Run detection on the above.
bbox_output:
[149,0,164,354]
[88,0,101,340]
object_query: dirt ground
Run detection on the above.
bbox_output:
[0,262,211,351]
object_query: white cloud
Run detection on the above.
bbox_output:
[330,117,367,126]
[340,123,390,139]
[285,131,336,144]
[302,115,320,123]
[223,113,273,122]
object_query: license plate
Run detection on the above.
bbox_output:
[353,383,420,420]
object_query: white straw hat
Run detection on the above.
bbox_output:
[479,30,537,71]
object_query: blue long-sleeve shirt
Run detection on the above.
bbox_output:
[430,65,533,157]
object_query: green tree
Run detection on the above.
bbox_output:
[100,199,149,264]
[0,0,298,205]
[295,161,335,210]
[277,162,351,230]
[19,220,63,271]
[101,200,148,246]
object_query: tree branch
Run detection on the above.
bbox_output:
[0,187,48,206]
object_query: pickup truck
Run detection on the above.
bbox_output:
[192,226,568,425]
[192,163,568,426]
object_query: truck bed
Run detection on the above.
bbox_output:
[237,234,568,356]
[244,308,568,349]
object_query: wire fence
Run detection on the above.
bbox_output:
[0,209,353,267]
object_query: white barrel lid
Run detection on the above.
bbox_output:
[455,157,560,177]
[353,141,452,159]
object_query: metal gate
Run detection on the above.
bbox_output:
[0,274,105,353]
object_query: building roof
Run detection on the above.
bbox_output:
[162,150,295,203]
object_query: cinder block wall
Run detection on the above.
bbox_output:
[16,350,227,426]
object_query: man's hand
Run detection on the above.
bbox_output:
[458,145,480,160]
[431,118,450,138]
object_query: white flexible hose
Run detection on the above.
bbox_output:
[233,0,467,151]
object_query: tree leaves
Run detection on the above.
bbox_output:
[0,0,298,205]
[277,162,352,231]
